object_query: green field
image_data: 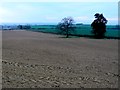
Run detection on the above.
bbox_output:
[30,24,120,38]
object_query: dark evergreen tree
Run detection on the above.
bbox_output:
[91,13,108,38]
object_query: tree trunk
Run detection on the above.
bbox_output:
[66,29,69,38]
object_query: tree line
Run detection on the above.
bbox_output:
[17,13,108,39]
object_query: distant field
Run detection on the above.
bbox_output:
[30,24,120,38]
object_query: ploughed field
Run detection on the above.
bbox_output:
[2,30,119,88]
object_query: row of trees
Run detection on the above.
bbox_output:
[17,25,31,29]
[57,13,108,38]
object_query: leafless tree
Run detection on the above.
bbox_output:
[57,17,75,38]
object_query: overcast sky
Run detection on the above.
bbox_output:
[0,0,119,25]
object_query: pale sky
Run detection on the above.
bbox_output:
[0,0,119,25]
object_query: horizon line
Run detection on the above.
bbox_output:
[0,22,119,26]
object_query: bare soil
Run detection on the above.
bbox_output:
[2,30,119,88]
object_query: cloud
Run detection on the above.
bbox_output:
[45,16,59,21]
[74,16,94,23]
[0,2,118,25]
[0,7,11,17]
[0,6,15,23]
[107,17,118,21]
[0,3,47,23]
[74,16,89,20]
[45,16,92,23]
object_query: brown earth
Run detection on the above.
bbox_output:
[2,30,119,88]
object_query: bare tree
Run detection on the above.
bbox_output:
[57,17,75,38]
